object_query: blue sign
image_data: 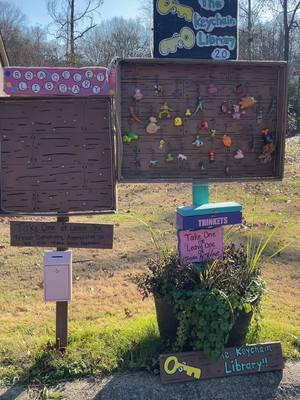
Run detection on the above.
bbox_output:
[153,0,238,60]
[176,211,242,230]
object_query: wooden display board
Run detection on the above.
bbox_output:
[116,59,287,183]
[0,97,116,214]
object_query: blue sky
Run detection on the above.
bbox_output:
[8,0,141,26]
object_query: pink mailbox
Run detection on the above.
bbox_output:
[44,251,72,302]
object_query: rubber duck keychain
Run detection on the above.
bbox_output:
[146,116,160,134]
[174,105,183,127]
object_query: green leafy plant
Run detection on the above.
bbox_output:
[135,221,289,360]
[173,288,235,359]
[173,244,267,359]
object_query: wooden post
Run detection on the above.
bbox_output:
[192,183,209,207]
[192,183,209,273]
[56,215,69,350]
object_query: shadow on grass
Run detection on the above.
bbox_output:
[0,331,166,399]
[0,318,287,400]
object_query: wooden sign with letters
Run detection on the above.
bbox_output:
[0,96,116,215]
[160,342,284,384]
[176,211,242,230]
[10,221,114,249]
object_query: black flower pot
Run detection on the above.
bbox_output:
[227,310,254,346]
[154,295,256,346]
[154,295,178,340]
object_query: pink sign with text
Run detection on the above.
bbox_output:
[4,67,115,96]
[178,227,223,264]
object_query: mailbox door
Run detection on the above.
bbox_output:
[44,264,72,302]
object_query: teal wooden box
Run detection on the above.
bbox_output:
[177,202,242,217]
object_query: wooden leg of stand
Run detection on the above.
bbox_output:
[56,301,68,350]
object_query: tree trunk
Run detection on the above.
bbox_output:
[283,0,289,62]
[297,76,300,133]
[247,0,252,60]
[70,0,75,65]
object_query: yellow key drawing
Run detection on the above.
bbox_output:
[157,0,194,22]
[159,27,195,56]
[164,356,202,380]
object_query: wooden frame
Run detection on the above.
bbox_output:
[115,58,287,183]
[0,96,116,215]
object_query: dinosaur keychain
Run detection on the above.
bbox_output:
[192,95,204,117]
[192,83,204,117]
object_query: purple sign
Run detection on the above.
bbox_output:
[176,211,242,230]
[178,227,223,264]
[3,67,115,96]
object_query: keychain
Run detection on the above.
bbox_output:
[133,88,143,101]
[146,116,161,134]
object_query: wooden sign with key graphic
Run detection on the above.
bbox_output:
[160,342,284,384]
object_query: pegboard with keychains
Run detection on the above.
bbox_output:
[116,58,287,183]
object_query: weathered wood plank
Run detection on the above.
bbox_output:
[0,97,116,214]
[10,221,114,249]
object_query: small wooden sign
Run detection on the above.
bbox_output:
[176,211,242,230]
[178,227,223,264]
[10,221,114,249]
[160,342,284,384]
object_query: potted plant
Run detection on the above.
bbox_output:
[135,225,287,360]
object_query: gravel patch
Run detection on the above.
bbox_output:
[0,362,299,400]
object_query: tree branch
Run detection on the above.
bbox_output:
[288,1,300,29]
[74,24,97,41]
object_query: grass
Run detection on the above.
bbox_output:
[0,140,299,385]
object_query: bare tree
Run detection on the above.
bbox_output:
[269,0,300,61]
[282,0,300,61]
[0,1,26,38]
[239,0,265,59]
[47,0,103,65]
[0,1,26,63]
[81,17,151,66]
